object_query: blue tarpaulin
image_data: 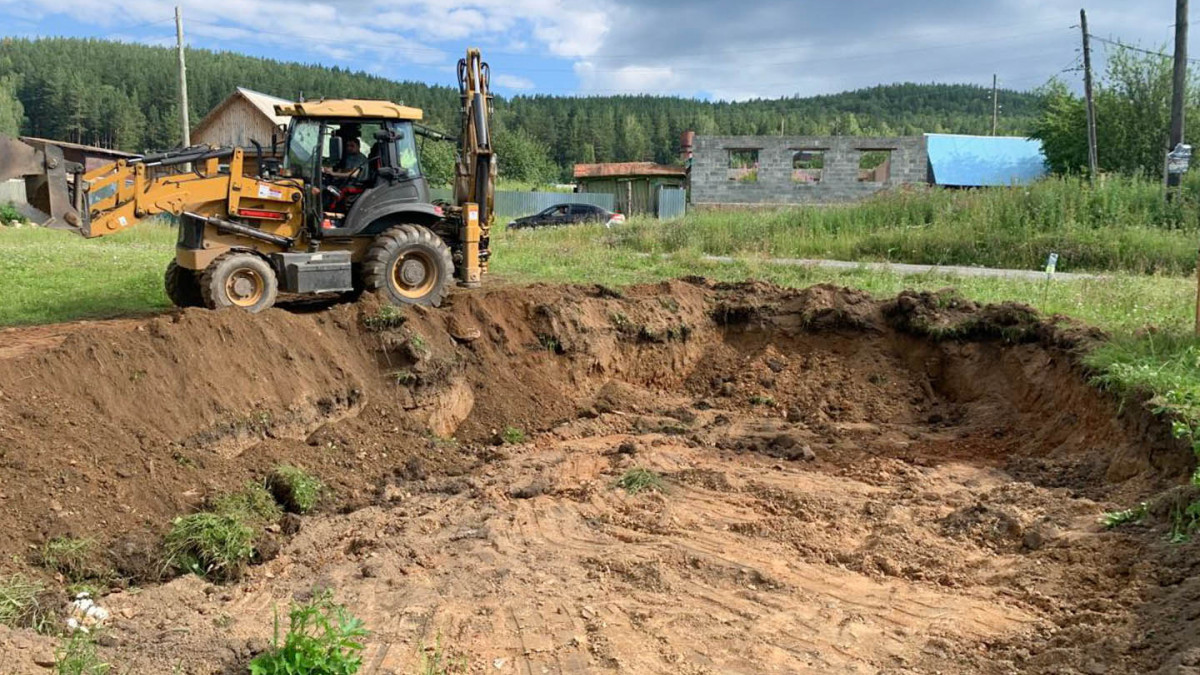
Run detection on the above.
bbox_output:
[925,133,1047,187]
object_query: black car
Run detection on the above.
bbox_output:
[508,203,625,230]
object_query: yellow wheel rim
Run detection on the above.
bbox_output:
[390,250,437,299]
[225,268,265,307]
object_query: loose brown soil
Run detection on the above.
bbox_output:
[0,280,1197,674]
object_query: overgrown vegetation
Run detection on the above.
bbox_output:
[0,574,52,631]
[0,201,24,224]
[248,592,368,675]
[616,468,666,495]
[268,465,324,514]
[54,632,110,675]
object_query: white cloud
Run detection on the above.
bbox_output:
[494,73,535,90]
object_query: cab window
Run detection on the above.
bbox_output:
[393,122,421,176]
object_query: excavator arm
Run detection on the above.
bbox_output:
[0,135,258,238]
[453,48,496,283]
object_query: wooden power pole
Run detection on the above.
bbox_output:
[1080,9,1099,179]
[991,74,999,136]
[175,6,191,148]
[1169,0,1188,191]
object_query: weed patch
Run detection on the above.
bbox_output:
[501,426,526,444]
[39,537,105,582]
[54,632,110,675]
[268,465,324,514]
[362,305,406,331]
[249,591,368,675]
[164,512,255,582]
[0,574,53,631]
[418,636,468,675]
[1101,503,1148,528]
[616,468,666,495]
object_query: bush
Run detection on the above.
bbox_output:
[249,592,368,675]
[268,466,324,514]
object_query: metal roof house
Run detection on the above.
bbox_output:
[925,133,1047,187]
[574,162,688,217]
[192,87,291,150]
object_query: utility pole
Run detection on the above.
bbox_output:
[175,6,191,148]
[991,74,999,136]
[1169,0,1188,192]
[1081,9,1099,179]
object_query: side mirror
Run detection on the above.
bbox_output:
[328,137,344,165]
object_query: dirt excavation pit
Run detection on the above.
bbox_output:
[0,280,1198,674]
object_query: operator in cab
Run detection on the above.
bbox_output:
[337,137,367,174]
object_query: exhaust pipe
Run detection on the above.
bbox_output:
[0,135,84,233]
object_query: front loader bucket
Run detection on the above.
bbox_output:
[0,134,84,233]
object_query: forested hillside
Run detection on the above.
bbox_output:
[0,37,1044,181]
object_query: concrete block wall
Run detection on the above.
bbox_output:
[690,135,928,205]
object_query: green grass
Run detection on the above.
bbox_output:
[1101,503,1149,528]
[0,223,176,325]
[268,466,324,514]
[500,426,526,444]
[0,574,52,631]
[39,537,103,582]
[164,512,256,582]
[249,591,368,675]
[417,636,468,675]
[211,482,285,527]
[616,468,666,495]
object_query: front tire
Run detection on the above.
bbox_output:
[164,260,204,308]
[200,252,278,313]
[363,225,454,307]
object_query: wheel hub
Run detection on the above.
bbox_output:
[225,269,264,307]
[400,259,427,286]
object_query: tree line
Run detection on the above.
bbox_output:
[0,37,1045,184]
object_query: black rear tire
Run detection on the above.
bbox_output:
[200,252,279,313]
[363,225,454,307]
[164,260,204,308]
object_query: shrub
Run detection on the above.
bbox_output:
[268,466,324,514]
[249,592,368,675]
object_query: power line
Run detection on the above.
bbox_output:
[1089,33,1200,63]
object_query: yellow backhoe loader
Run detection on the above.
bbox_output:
[0,49,496,312]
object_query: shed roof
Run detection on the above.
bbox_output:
[574,162,687,179]
[192,87,291,139]
[925,133,1047,187]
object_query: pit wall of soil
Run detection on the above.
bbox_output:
[0,279,1187,572]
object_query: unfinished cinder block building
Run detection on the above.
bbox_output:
[689,135,929,205]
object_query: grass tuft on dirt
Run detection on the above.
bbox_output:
[268,465,324,514]
[164,512,255,582]
[211,482,284,526]
[0,574,53,632]
[417,636,468,675]
[248,591,368,675]
[616,468,666,495]
[38,537,103,582]
[54,632,110,675]
[500,426,526,444]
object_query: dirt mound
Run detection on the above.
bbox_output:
[0,279,1195,673]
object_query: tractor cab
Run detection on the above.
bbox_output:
[276,100,432,237]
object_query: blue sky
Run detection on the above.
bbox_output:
[0,1,1186,101]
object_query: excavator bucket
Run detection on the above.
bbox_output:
[0,134,84,232]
